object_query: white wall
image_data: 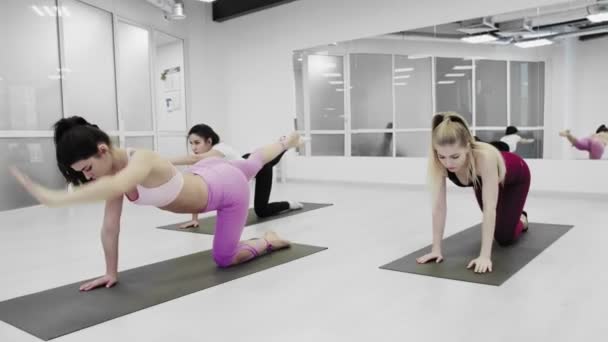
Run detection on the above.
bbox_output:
[78,0,226,135]
[156,40,187,131]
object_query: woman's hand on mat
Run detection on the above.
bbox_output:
[467,256,492,273]
[10,166,64,207]
[80,274,118,291]
[179,220,199,229]
[416,251,443,264]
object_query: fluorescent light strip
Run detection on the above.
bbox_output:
[461,34,497,44]
[394,82,407,86]
[31,5,45,16]
[394,67,414,72]
[323,73,342,78]
[587,12,608,23]
[335,88,344,92]
[329,81,344,85]
[437,80,455,85]
[453,65,474,70]
[514,38,553,48]
[408,54,430,60]
[445,73,465,77]
[61,6,71,17]
[393,75,410,79]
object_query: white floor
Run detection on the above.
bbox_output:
[0,181,607,342]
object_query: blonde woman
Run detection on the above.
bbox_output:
[417,113,531,273]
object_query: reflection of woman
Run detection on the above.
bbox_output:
[417,112,530,274]
[474,136,509,153]
[500,126,535,153]
[379,122,406,157]
[559,125,608,160]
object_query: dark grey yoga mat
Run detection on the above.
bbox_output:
[157,202,333,234]
[380,223,572,286]
[0,243,327,341]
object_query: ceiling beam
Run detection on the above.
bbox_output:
[212,0,298,22]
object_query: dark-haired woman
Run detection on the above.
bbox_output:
[559,124,608,159]
[499,126,535,153]
[169,124,304,229]
[10,116,304,291]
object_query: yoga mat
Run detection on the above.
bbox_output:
[0,243,327,340]
[157,202,333,234]
[380,223,572,286]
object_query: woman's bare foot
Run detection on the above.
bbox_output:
[559,129,571,137]
[521,212,529,232]
[280,132,308,149]
[179,220,199,229]
[264,231,290,251]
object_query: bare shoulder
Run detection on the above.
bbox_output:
[473,144,499,171]
[127,148,166,170]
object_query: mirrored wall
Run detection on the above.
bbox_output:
[0,0,188,211]
[294,0,608,161]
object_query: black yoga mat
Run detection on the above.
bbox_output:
[157,202,333,234]
[0,243,327,340]
[380,223,572,286]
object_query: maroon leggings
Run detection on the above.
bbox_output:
[474,152,531,246]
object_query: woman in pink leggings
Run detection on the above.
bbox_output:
[559,125,608,159]
[10,116,303,291]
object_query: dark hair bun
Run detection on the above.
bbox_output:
[54,116,99,144]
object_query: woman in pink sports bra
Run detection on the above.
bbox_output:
[10,116,303,292]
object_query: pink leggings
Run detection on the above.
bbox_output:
[573,137,605,160]
[187,151,266,267]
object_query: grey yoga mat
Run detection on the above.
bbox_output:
[0,243,327,340]
[380,223,572,286]
[157,202,333,234]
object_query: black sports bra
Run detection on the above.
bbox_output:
[446,170,482,188]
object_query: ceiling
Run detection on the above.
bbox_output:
[391,0,608,44]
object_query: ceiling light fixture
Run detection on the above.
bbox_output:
[514,38,553,48]
[461,33,498,44]
[587,11,608,23]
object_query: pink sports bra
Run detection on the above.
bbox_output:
[124,148,184,207]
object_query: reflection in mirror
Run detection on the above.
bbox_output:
[117,21,153,131]
[310,134,344,156]
[307,55,345,130]
[293,0,608,160]
[0,0,63,130]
